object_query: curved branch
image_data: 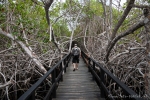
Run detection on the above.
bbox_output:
[0,28,48,75]
[42,0,61,52]
[131,4,150,9]
[0,81,12,88]
[110,0,135,41]
[43,0,54,25]
[105,19,146,62]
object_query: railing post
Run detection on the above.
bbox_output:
[28,91,35,100]
[66,54,70,67]
[52,69,56,98]
[93,61,95,80]
[88,58,91,72]
[100,69,105,98]
[60,62,63,81]
[66,59,69,68]
[64,59,66,73]
[66,57,69,68]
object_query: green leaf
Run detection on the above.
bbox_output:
[12,32,18,36]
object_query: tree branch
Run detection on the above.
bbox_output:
[105,19,146,62]
[131,4,150,9]
[0,28,48,75]
[0,81,12,88]
[43,0,54,25]
[110,0,135,41]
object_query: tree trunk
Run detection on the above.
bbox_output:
[99,0,108,34]
[68,8,83,51]
[42,0,61,52]
[109,0,112,30]
[0,28,48,75]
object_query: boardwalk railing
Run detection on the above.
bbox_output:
[81,51,144,100]
[18,53,71,100]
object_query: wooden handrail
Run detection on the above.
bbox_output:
[81,51,144,100]
[18,53,71,100]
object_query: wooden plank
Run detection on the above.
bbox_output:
[53,58,103,100]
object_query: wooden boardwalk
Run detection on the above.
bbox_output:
[53,58,103,100]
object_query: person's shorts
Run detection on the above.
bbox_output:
[72,55,79,63]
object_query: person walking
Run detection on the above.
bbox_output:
[71,44,81,71]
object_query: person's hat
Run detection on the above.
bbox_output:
[74,44,77,46]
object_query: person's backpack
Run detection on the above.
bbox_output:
[72,47,80,56]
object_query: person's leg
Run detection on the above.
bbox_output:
[75,63,78,69]
[74,59,77,70]
[73,63,76,71]
[72,56,76,71]
[76,56,79,69]
[73,55,79,71]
